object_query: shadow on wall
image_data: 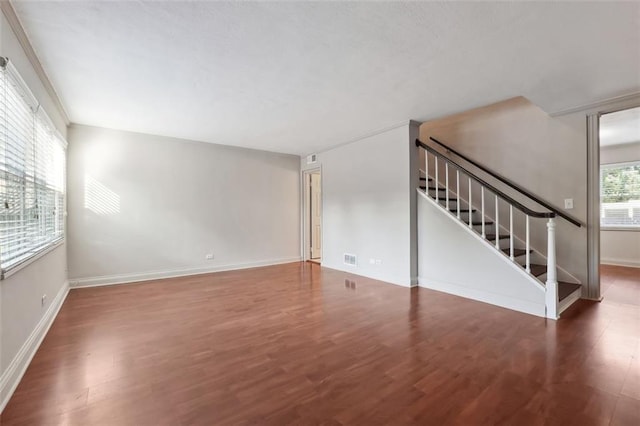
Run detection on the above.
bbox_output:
[84,174,120,215]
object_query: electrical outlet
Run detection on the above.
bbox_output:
[375,259,382,265]
[369,258,375,265]
[205,253,214,260]
[41,294,46,307]
[564,198,574,210]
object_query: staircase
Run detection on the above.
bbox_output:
[416,138,583,319]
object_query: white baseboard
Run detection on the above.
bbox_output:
[601,258,640,268]
[69,257,302,288]
[417,276,546,318]
[0,280,70,413]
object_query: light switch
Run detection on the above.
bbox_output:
[564,199,574,210]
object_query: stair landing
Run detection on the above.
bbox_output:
[558,282,581,302]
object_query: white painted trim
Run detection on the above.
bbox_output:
[0,280,70,413]
[417,276,546,318]
[586,98,640,299]
[587,113,601,299]
[69,257,302,288]
[301,167,322,262]
[558,287,582,315]
[601,258,640,268]
[306,119,422,157]
[601,227,640,232]
[0,1,70,125]
[550,92,640,117]
[1,240,65,280]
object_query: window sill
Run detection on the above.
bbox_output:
[601,227,640,232]
[1,238,65,280]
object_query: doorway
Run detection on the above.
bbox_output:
[303,169,322,263]
[586,98,640,301]
[598,107,640,293]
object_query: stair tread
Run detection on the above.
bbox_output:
[527,264,547,277]
[419,177,433,181]
[427,192,458,203]
[421,186,446,191]
[486,233,510,240]
[430,195,488,223]
[558,282,582,302]
[501,248,532,257]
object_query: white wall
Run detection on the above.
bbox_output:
[600,141,640,267]
[301,122,418,287]
[419,97,588,285]
[0,8,69,409]
[67,124,301,285]
[0,246,68,408]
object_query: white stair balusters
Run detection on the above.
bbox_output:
[468,178,473,229]
[509,206,514,261]
[495,195,500,250]
[481,187,486,238]
[456,170,461,219]
[425,151,429,186]
[435,157,439,203]
[525,215,531,273]
[445,163,449,211]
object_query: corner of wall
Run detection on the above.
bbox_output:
[0,280,69,413]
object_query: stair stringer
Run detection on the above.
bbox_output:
[417,190,548,318]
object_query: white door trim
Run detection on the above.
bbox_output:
[301,167,322,262]
[585,95,640,300]
[586,113,601,300]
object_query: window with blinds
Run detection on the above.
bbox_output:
[600,161,640,228]
[0,59,66,277]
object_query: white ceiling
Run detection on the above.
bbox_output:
[600,107,640,147]
[12,1,640,155]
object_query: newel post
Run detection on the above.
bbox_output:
[545,218,559,319]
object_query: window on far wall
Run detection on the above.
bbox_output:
[0,59,66,278]
[600,161,640,228]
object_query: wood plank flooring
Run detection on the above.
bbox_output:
[1,262,639,425]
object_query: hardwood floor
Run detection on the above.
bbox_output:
[1,262,639,425]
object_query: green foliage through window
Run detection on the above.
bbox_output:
[600,162,640,227]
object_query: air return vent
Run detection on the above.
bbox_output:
[306,154,317,164]
[344,253,357,266]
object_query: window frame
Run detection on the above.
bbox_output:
[0,59,67,279]
[600,160,640,232]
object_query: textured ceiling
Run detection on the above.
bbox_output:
[600,107,640,147]
[12,1,640,155]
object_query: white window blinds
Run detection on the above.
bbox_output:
[0,59,66,276]
[600,162,640,228]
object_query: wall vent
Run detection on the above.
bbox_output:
[343,253,357,266]
[306,154,317,164]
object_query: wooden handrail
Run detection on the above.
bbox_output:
[426,137,582,227]
[416,139,555,219]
